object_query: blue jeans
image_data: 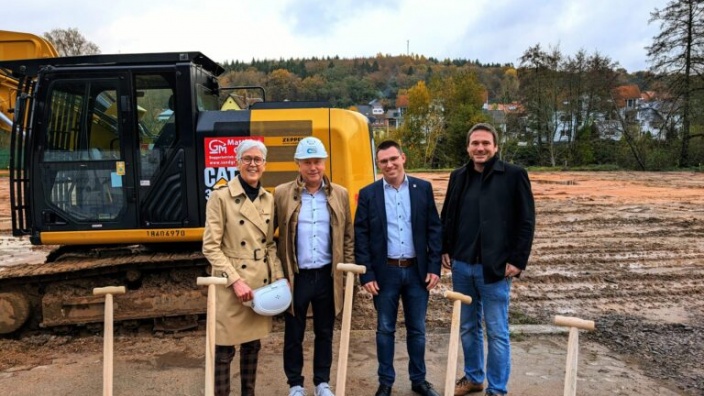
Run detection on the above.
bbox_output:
[452,259,512,395]
[374,265,429,386]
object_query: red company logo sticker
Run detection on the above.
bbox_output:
[208,139,228,155]
[204,136,264,167]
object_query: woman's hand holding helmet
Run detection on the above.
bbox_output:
[233,279,253,302]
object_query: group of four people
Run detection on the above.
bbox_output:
[201,122,536,396]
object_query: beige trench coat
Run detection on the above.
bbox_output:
[202,178,284,346]
[274,176,354,316]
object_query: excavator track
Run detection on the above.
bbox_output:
[0,245,211,335]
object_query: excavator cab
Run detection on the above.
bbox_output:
[4,52,375,247]
[5,53,225,245]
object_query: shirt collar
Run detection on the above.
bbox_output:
[382,174,409,190]
[468,155,499,175]
[298,177,327,195]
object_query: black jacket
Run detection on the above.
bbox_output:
[441,158,535,284]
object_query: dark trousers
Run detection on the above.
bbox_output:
[215,340,261,396]
[284,264,335,387]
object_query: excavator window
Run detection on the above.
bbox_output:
[134,74,176,185]
[196,84,219,111]
[43,81,120,160]
[41,78,125,222]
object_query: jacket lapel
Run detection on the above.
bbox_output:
[229,179,267,235]
[285,180,304,227]
[408,176,420,229]
[285,192,300,228]
[373,180,388,241]
[240,198,268,235]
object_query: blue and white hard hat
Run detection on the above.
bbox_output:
[294,137,328,160]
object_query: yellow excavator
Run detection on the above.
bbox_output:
[0,30,58,134]
[0,30,376,334]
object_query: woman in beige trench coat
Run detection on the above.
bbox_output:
[202,139,284,396]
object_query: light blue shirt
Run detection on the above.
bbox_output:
[296,183,332,269]
[383,175,415,259]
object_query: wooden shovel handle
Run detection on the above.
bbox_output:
[93,286,126,296]
[554,315,595,331]
[336,263,367,274]
[197,277,228,286]
[444,290,473,305]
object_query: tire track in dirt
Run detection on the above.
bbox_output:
[511,173,704,395]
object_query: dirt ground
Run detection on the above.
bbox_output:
[1,171,703,395]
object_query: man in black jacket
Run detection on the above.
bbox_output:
[441,123,535,396]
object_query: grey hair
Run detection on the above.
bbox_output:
[236,139,267,162]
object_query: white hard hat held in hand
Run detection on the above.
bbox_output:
[294,137,328,160]
[250,279,292,316]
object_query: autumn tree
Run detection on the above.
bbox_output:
[431,71,486,167]
[397,81,429,167]
[398,81,444,168]
[499,68,520,103]
[646,0,704,167]
[265,69,301,101]
[299,75,329,101]
[519,44,564,166]
[43,27,100,56]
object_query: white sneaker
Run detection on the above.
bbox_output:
[315,382,334,396]
[289,385,307,396]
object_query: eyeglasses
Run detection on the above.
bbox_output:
[240,156,265,165]
[377,156,400,165]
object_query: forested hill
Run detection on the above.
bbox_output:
[219,53,647,108]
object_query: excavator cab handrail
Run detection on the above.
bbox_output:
[9,75,34,237]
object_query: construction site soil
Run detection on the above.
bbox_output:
[1,171,703,395]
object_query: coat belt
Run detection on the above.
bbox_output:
[220,246,265,260]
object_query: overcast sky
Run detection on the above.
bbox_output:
[5,0,670,72]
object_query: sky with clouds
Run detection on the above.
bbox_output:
[5,0,671,72]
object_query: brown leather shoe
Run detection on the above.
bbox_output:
[454,376,484,395]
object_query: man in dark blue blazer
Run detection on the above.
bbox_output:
[354,140,442,396]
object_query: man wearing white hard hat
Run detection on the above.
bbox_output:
[274,136,354,396]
